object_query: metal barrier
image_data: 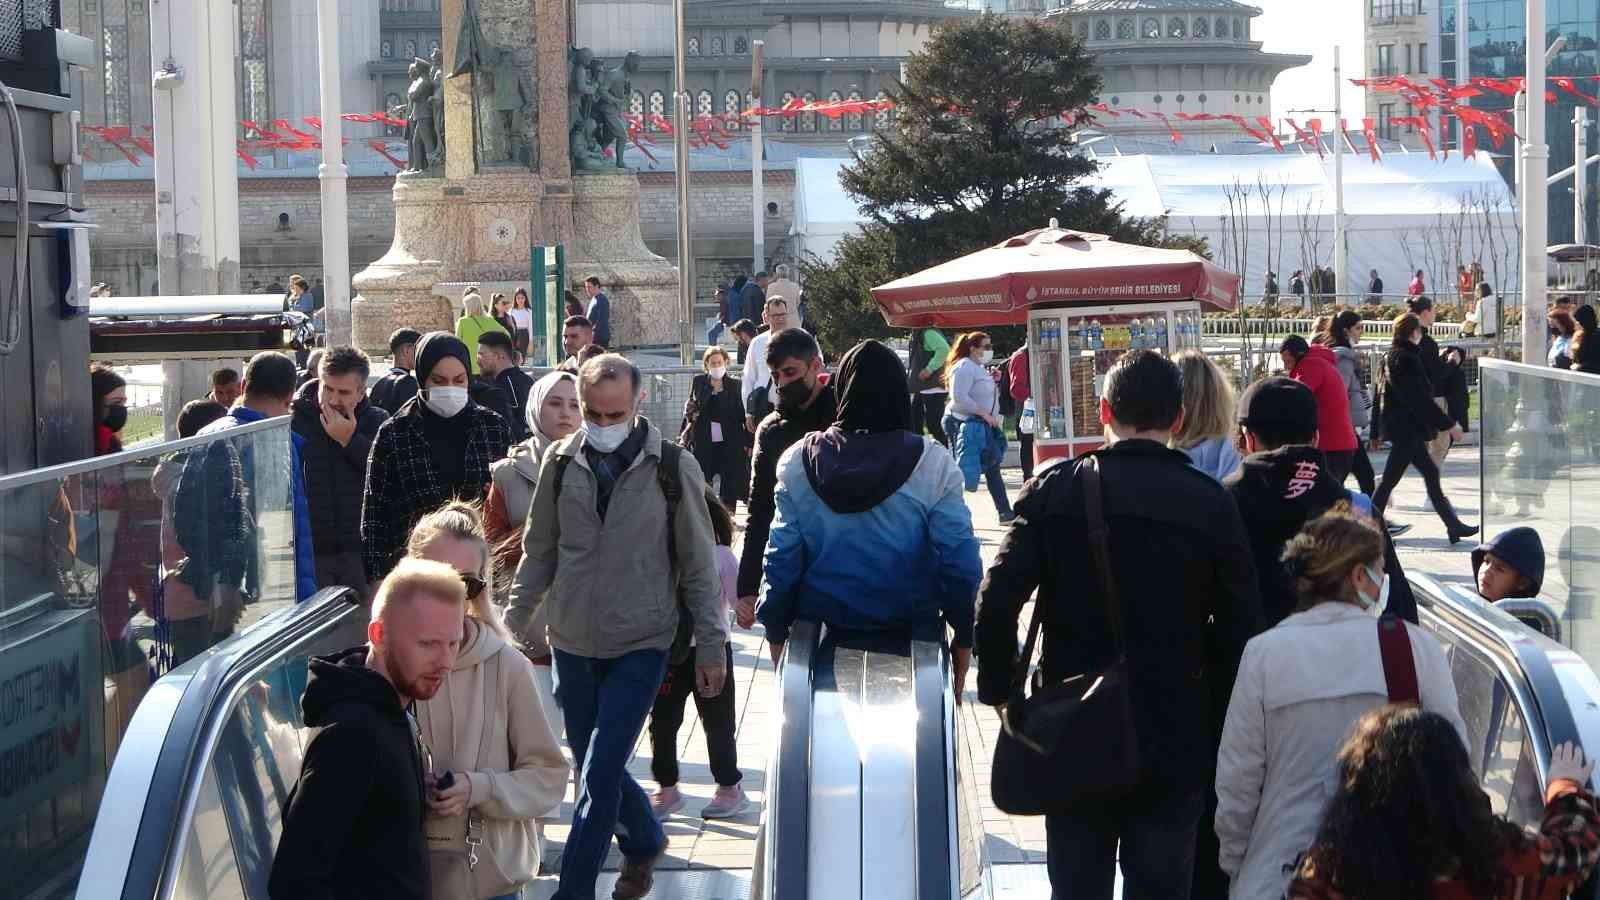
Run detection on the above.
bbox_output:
[1202,316,1466,342]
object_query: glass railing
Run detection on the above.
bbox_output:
[0,417,297,900]
[1478,358,1600,670]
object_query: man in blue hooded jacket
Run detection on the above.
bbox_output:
[755,339,983,693]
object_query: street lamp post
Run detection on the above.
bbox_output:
[316,0,351,345]
[1520,19,1553,365]
[673,0,695,364]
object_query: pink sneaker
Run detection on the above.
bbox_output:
[651,784,685,820]
[700,784,749,819]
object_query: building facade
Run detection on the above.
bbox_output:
[1440,0,1598,242]
[1041,0,1311,146]
[1364,0,1441,148]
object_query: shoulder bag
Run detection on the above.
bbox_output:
[990,455,1141,815]
[1377,614,1419,704]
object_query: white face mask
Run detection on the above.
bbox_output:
[582,418,632,453]
[709,366,727,380]
[423,386,469,418]
[979,349,994,364]
[1357,563,1389,615]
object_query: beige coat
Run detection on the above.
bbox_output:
[507,420,726,665]
[416,618,569,899]
[1214,602,1466,900]
[489,431,553,533]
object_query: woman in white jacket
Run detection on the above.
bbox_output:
[408,502,570,900]
[1214,507,1465,900]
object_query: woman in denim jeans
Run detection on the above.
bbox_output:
[942,331,1014,522]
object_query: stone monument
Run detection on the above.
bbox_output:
[351,0,682,354]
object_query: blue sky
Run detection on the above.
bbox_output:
[1254,0,1368,122]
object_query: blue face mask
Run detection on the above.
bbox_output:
[1357,563,1389,615]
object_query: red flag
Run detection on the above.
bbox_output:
[366,139,406,169]
[1339,119,1359,154]
[1255,117,1283,151]
[1462,121,1478,159]
[304,116,323,130]
[1362,118,1381,161]
[1307,118,1325,158]
[1555,77,1599,105]
[1472,77,1520,97]
[1154,112,1181,143]
[1285,117,1313,146]
[1127,108,1147,120]
[1090,103,1121,118]
[1413,119,1437,160]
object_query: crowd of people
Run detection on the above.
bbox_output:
[72,271,1600,900]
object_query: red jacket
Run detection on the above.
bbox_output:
[1007,348,1031,403]
[1290,345,1357,451]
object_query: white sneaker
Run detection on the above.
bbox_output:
[651,785,685,820]
[700,784,749,819]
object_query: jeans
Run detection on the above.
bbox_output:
[552,648,669,900]
[708,322,725,345]
[1045,789,1204,900]
[944,413,1013,518]
[649,642,741,788]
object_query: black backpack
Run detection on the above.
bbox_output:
[549,441,696,665]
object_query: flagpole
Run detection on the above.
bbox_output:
[1334,46,1346,302]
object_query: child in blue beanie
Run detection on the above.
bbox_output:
[1472,526,1545,602]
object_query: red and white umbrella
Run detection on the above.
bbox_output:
[871,226,1241,329]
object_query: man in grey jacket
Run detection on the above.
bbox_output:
[508,353,725,900]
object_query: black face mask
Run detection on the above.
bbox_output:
[776,377,813,409]
[104,404,128,432]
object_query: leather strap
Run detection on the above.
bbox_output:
[1012,455,1124,693]
[1378,615,1419,704]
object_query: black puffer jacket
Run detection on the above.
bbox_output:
[736,383,837,597]
[268,646,428,900]
[976,440,1264,794]
[291,380,389,557]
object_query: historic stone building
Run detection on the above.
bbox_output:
[1038,0,1311,146]
[63,0,971,297]
[1363,0,1438,151]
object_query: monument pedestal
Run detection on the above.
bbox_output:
[354,171,572,355]
[567,173,680,348]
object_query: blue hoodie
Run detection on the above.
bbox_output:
[202,405,318,601]
[756,428,983,647]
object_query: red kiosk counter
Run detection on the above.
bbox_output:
[871,224,1241,466]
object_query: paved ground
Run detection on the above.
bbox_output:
[533,441,1489,887]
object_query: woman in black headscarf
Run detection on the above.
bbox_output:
[360,332,514,582]
[754,340,984,688]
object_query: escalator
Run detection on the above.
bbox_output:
[66,575,1600,900]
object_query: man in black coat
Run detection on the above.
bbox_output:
[733,328,837,628]
[975,350,1262,900]
[739,271,768,325]
[476,329,535,441]
[290,347,390,603]
[369,328,420,416]
[269,559,467,900]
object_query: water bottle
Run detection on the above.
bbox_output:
[1156,314,1170,350]
[1077,319,1090,352]
[1048,320,1059,351]
[1129,319,1144,350]
[1089,319,1103,350]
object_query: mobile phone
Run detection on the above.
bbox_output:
[435,770,455,792]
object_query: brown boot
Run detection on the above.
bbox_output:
[612,837,668,900]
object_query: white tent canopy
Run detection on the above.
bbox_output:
[792,151,1521,301]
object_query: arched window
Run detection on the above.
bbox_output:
[630,90,644,117]
[687,36,700,55]
[381,39,393,58]
[780,91,796,132]
[648,90,665,129]
[1167,17,1185,38]
[825,90,843,131]
[404,39,417,58]
[697,90,714,118]
[734,36,748,54]
[1192,17,1208,38]
[846,89,864,131]
[1215,17,1227,38]
[1075,20,1088,40]
[1234,18,1244,38]
[1141,17,1160,39]
[1093,19,1110,40]
[874,90,891,130]
[1116,17,1135,39]
[724,89,742,130]
[710,35,724,55]
[800,91,817,132]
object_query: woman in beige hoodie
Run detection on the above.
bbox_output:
[407,502,569,900]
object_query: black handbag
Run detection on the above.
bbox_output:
[990,455,1142,816]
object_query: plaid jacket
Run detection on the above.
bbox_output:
[361,397,512,582]
[1289,783,1600,900]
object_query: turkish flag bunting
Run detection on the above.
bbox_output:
[1255,116,1283,152]
[1361,118,1380,161]
[1154,112,1182,143]
[1307,119,1325,158]
[1555,77,1599,105]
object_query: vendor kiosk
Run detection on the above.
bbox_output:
[872,225,1240,466]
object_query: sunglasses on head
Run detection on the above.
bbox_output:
[459,573,486,599]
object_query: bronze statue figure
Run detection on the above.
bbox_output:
[405,59,440,172]
[593,51,639,171]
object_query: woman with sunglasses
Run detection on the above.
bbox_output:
[407,502,569,900]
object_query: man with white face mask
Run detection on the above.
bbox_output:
[361,332,513,583]
[509,353,726,900]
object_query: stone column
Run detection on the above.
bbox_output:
[538,0,575,247]
[441,0,477,181]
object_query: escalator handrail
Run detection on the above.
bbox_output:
[911,638,954,900]
[1412,573,1582,791]
[79,587,360,900]
[765,619,819,900]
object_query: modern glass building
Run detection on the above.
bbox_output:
[1441,0,1599,243]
